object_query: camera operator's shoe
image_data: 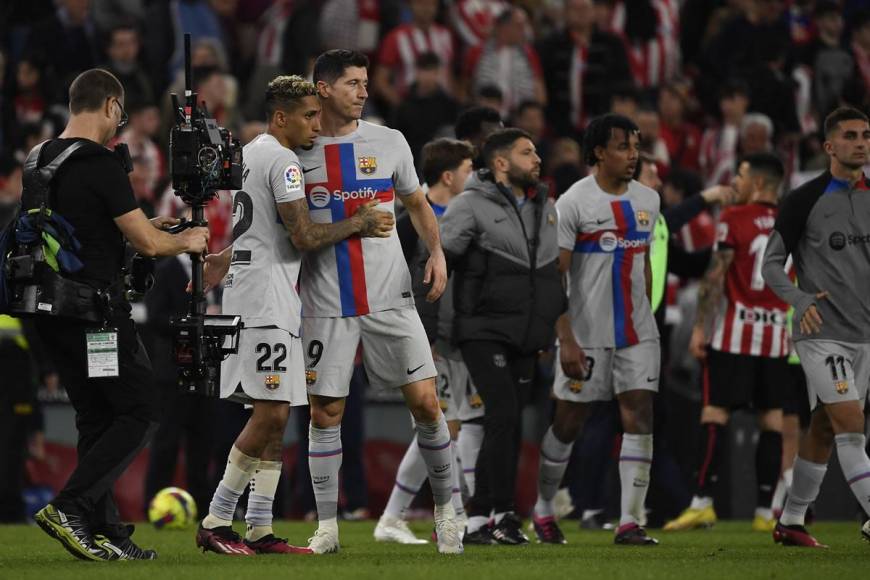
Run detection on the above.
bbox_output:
[34,503,106,561]
[196,523,256,556]
[94,526,157,560]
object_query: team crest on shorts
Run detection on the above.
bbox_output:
[636,210,651,227]
[835,380,849,394]
[305,370,317,386]
[358,156,377,175]
[569,380,584,393]
[265,375,281,389]
[493,353,507,368]
[439,398,449,411]
[469,394,483,408]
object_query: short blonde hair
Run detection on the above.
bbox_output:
[265,75,317,118]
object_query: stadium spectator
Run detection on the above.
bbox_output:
[699,79,750,188]
[658,81,701,172]
[373,0,455,110]
[463,7,546,118]
[537,0,632,138]
[103,23,154,107]
[392,53,460,167]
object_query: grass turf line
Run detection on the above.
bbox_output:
[0,520,867,579]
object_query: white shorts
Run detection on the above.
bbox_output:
[553,339,660,403]
[794,339,870,411]
[220,326,308,406]
[303,307,436,397]
[435,354,485,423]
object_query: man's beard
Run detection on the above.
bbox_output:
[508,166,538,190]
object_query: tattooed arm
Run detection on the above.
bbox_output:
[277,198,394,251]
[689,248,734,359]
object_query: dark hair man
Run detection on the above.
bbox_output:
[296,49,461,555]
[762,106,870,548]
[532,114,660,546]
[194,75,393,556]
[666,152,789,532]
[31,68,209,561]
[440,128,564,545]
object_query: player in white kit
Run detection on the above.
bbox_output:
[194,76,394,556]
[296,50,462,555]
[531,114,661,546]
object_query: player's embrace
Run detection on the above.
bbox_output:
[295,49,462,555]
[193,75,393,556]
[762,106,870,548]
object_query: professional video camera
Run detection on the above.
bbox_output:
[168,33,243,397]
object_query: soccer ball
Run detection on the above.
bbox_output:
[148,487,198,530]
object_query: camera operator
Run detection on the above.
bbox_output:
[27,69,209,562]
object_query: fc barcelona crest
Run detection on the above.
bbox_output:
[569,380,584,393]
[358,156,378,175]
[636,210,650,227]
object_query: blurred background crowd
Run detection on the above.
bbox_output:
[1,0,869,526]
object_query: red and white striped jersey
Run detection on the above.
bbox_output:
[377,23,454,96]
[448,0,507,48]
[709,203,791,358]
[606,0,680,89]
[699,123,739,188]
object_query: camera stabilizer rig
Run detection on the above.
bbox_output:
[169,33,243,396]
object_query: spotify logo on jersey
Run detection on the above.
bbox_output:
[600,231,619,252]
[309,186,331,208]
[829,231,847,251]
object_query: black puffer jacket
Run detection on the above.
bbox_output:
[439,170,566,354]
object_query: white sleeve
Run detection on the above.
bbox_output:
[392,132,421,196]
[555,193,579,251]
[270,151,306,204]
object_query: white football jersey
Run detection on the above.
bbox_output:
[222,133,304,334]
[556,175,660,348]
[295,121,419,318]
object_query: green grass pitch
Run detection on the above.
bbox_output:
[0,521,867,579]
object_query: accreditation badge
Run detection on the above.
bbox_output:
[86,328,119,378]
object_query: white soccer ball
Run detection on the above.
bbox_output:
[148,487,198,530]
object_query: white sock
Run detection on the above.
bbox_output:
[309,424,342,522]
[204,446,261,528]
[245,460,282,541]
[835,433,870,520]
[415,415,454,507]
[618,434,653,527]
[534,427,574,518]
[450,442,465,516]
[689,495,713,510]
[457,423,483,497]
[383,435,427,519]
[780,457,827,526]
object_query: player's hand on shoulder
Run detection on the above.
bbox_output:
[800,292,829,335]
[424,248,447,302]
[354,199,395,238]
[560,339,588,380]
[689,325,708,360]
